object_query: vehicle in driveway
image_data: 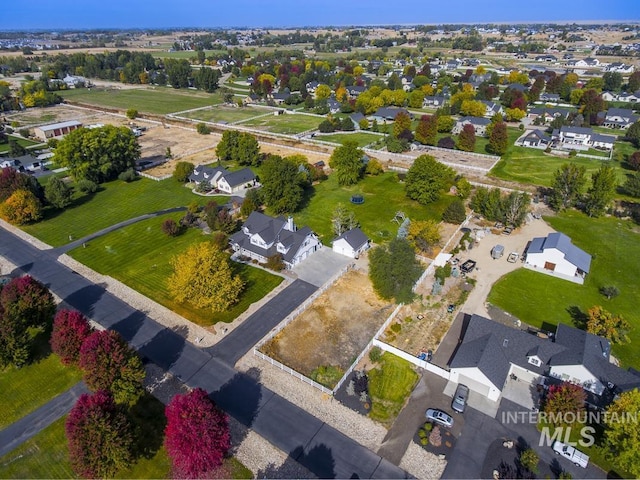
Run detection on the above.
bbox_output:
[553,440,589,468]
[451,384,469,413]
[425,408,454,428]
[491,244,504,259]
[461,260,476,273]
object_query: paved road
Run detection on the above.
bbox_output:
[0,382,89,458]
[0,227,408,478]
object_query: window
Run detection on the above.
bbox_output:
[528,356,541,367]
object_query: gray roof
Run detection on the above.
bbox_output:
[333,227,369,250]
[524,129,551,142]
[560,126,593,135]
[372,107,412,120]
[590,133,616,145]
[222,168,256,188]
[458,116,491,126]
[36,120,82,131]
[527,232,591,273]
[188,165,225,183]
[350,112,366,123]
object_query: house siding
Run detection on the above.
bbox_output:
[450,367,501,401]
[549,364,605,395]
[526,248,578,277]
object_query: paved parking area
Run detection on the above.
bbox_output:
[443,380,500,418]
[290,247,352,287]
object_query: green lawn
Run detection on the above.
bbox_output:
[59,87,222,115]
[0,135,42,153]
[368,352,419,426]
[488,210,640,369]
[293,172,457,245]
[68,213,283,326]
[0,355,82,429]
[314,132,383,147]
[22,177,219,247]
[241,112,323,134]
[182,105,269,123]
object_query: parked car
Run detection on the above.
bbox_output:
[451,384,469,413]
[425,408,454,428]
[502,226,513,235]
[553,441,589,468]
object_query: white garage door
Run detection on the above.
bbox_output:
[457,374,491,397]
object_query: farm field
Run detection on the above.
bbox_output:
[68,213,283,326]
[59,87,222,115]
[293,172,457,245]
[488,210,640,369]
[181,105,270,124]
[314,132,383,148]
[260,270,394,388]
[240,112,322,135]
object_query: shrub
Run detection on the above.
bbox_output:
[161,218,180,237]
[125,108,138,119]
[390,323,402,333]
[76,179,98,194]
[173,161,194,183]
[437,136,456,149]
[569,150,577,157]
[368,346,382,363]
[519,448,539,473]
[424,422,433,431]
[599,285,620,300]
[50,309,93,366]
[265,253,285,271]
[118,169,137,182]
[196,123,211,135]
[19,128,30,138]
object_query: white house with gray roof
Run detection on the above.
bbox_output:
[452,116,491,136]
[524,232,591,284]
[230,211,321,268]
[189,165,257,194]
[332,228,370,259]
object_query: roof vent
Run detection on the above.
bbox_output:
[503,339,509,347]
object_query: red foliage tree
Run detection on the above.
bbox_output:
[65,390,133,478]
[0,167,43,203]
[164,388,231,478]
[50,309,93,365]
[628,151,640,171]
[161,218,180,237]
[543,382,586,427]
[79,330,145,406]
[457,124,476,152]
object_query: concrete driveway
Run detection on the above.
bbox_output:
[290,247,352,287]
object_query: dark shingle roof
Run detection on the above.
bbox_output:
[221,168,255,188]
[333,228,369,250]
[458,116,491,126]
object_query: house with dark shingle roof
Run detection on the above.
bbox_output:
[524,232,591,284]
[332,228,370,259]
[229,211,321,268]
[189,165,257,194]
[370,107,412,122]
[520,129,551,148]
[452,116,491,136]
[600,108,639,129]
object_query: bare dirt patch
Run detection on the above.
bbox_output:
[261,270,394,384]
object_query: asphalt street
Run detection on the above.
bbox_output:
[0,226,408,479]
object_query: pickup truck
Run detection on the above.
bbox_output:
[552,441,589,468]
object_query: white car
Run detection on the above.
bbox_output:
[425,408,454,428]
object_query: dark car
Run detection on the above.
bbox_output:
[451,384,469,413]
[425,408,454,428]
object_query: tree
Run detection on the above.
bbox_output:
[628,71,640,92]
[437,136,455,149]
[579,89,605,125]
[436,114,454,133]
[628,151,640,171]
[599,285,620,300]
[369,238,422,304]
[459,99,486,117]
[457,124,476,152]
[584,165,617,217]
[54,125,140,183]
[503,191,530,227]
[603,72,623,92]
[1,165,44,203]
[405,154,456,205]
[488,121,508,155]
[50,309,93,366]
[66,390,133,479]
[261,155,305,213]
[125,108,138,119]
[0,275,55,367]
[196,122,211,135]
[586,305,630,344]
[627,121,640,148]
[603,389,640,477]
[315,84,331,100]
[622,171,640,198]
[519,448,539,474]
[329,141,364,186]
[240,189,260,217]
[0,188,42,224]
[331,204,359,237]
[415,115,437,146]
[543,382,586,427]
[442,199,467,224]
[168,241,244,313]
[164,388,230,478]
[407,219,441,254]
[504,107,526,122]
[173,161,194,183]
[8,138,26,157]
[235,132,260,166]
[161,218,180,237]
[44,176,72,209]
[550,163,587,211]
[392,111,412,139]
[79,330,146,406]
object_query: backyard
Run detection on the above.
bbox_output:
[68,212,283,327]
[314,131,383,148]
[260,270,394,389]
[0,135,42,153]
[180,105,271,124]
[488,210,640,369]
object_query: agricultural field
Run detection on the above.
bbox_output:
[68,213,283,327]
[488,210,640,369]
[58,87,222,115]
[240,111,322,135]
[181,105,269,124]
[314,132,383,148]
[260,270,394,388]
[293,172,457,245]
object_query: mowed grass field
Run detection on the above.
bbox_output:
[241,112,322,134]
[488,210,640,369]
[0,135,43,153]
[68,213,283,326]
[182,105,269,124]
[23,178,219,247]
[58,87,222,115]
[293,172,457,245]
[368,353,419,426]
[314,132,383,147]
[0,355,82,429]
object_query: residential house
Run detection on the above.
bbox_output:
[505,83,527,93]
[229,211,321,268]
[603,62,634,74]
[350,112,366,129]
[327,97,341,114]
[446,59,462,70]
[535,54,558,62]
[423,95,448,108]
[305,81,320,95]
[601,91,618,102]
[524,232,591,283]
[539,92,561,103]
[480,101,503,117]
[347,85,367,97]
[520,129,551,148]
[599,108,639,129]
[527,107,574,124]
[0,154,45,172]
[33,120,83,142]
[452,116,491,136]
[62,74,87,88]
[189,165,257,194]
[269,91,291,105]
[617,91,640,103]
[566,57,600,68]
[370,107,412,122]
[332,228,371,259]
[553,126,615,151]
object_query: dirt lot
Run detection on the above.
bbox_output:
[260,270,394,382]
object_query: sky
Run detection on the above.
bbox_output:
[2,0,639,30]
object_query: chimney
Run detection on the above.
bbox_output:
[286,216,296,232]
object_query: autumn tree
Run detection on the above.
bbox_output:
[415,115,437,146]
[405,154,456,205]
[331,204,359,237]
[164,388,231,478]
[173,161,194,183]
[79,330,146,406]
[543,382,586,427]
[579,89,605,125]
[44,176,73,209]
[406,219,441,255]
[0,188,42,224]
[457,124,476,152]
[488,121,508,155]
[369,238,422,304]
[436,114,455,133]
[0,167,43,203]
[584,165,617,217]
[586,306,630,344]
[550,163,587,211]
[0,275,55,367]
[459,99,486,117]
[161,218,180,237]
[392,111,412,139]
[66,390,134,478]
[50,309,93,366]
[603,389,640,477]
[628,151,640,171]
[329,140,364,186]
[168,241,244,313]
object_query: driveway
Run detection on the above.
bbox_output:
[290,247,352,287]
